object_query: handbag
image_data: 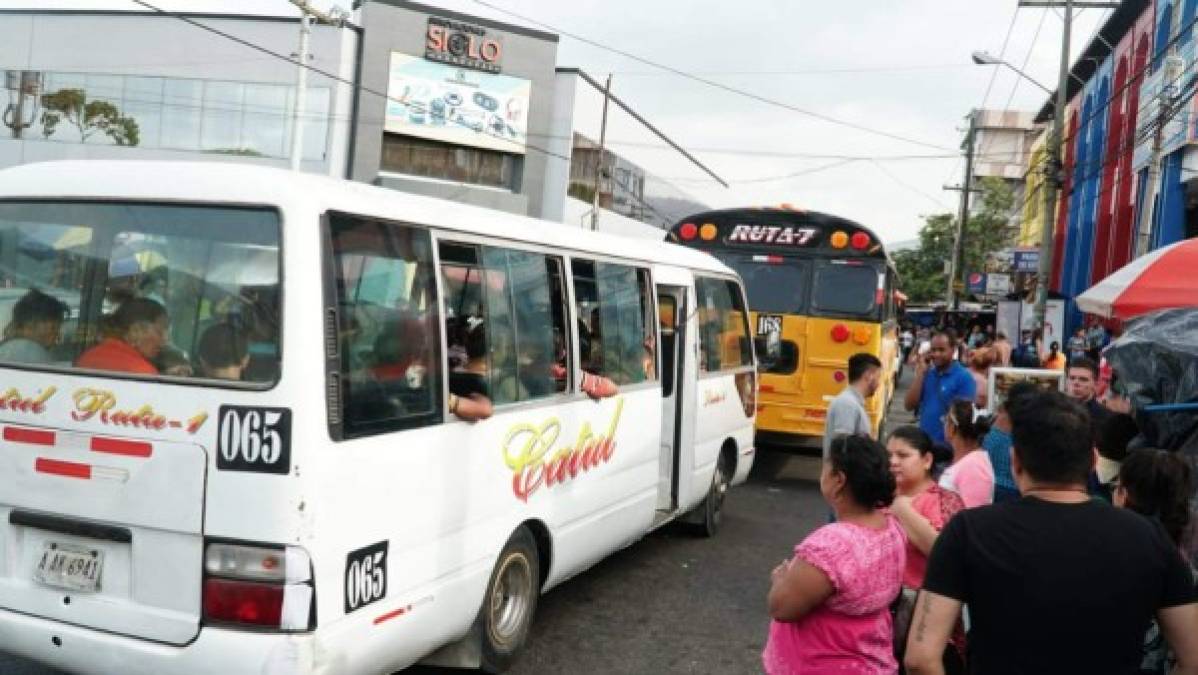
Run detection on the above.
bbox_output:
[891,586,919,659]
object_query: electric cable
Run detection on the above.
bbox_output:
[468,0,956,152]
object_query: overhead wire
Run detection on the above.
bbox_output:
[980,7,1022,108]
[468,0,955,152]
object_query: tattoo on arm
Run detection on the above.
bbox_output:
[914,593,933,643]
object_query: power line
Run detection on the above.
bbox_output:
[1002,8,1050,112]
[980,7,1022,108]
[606,64,974,77]
[871,159,955,211]
[468,0,955,153]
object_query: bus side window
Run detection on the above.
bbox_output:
[695,277,753,372]
[442,242,570,407]
[570,259,653,386]
[327,214,442,439]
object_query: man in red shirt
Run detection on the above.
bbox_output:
[76,298,168,375]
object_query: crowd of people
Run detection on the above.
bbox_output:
[765,335,1198,674]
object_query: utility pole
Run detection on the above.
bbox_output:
[590,74,612,231]
[945,110,978,309]
[1018,0,1119,332]
[288,1,347,171]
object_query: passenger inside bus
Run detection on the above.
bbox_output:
[450,316,489,399]
[76,297,169,375]
[0,289,69,365]
[197,322,249,381]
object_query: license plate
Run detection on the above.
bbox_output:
[34,542,104,592]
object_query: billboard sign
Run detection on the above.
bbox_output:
[385,52,530,154]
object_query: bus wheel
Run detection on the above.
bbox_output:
[691,453,730,538]
[481,527,540,673]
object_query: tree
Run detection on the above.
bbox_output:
[894,176,1016,304]
[40,88,140,146]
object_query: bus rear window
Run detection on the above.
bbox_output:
[716,255,808,315]
[811,262,879,319]
[0,201,280,385]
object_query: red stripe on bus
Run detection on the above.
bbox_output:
[90,437,153,458]
[373,605,411,625]
[4,427,56,446]
[35,458,91,479]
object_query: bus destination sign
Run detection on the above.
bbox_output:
[726,224,821,247]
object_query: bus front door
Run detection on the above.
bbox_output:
[656,285,687,512]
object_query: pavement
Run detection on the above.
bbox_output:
[2,374,915,675]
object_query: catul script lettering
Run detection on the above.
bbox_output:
[503,398,625,502]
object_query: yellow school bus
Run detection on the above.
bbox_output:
[667,207,900,449]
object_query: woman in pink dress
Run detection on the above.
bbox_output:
[764,434,907,674]
[938,400,995,508]
[887,425,966,672]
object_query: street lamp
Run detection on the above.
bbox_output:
[971,51,1055,95]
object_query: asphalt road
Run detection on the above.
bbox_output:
[2,374,913,675]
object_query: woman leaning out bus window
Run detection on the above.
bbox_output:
[763,435,906,674]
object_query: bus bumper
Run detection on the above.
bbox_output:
[0,608,346,675]
[755,400,825,449]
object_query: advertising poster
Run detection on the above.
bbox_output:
[1019,299,1065,345]
[996,300,1021,342]
[987,367,1065,413]
[985,273,1011,296]
[384,52,531,154]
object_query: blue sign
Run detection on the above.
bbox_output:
[1013,248,1040,273]
[967,272,987,294]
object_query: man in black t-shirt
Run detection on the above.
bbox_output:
[904,390,1198,675]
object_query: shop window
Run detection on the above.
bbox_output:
[695,277,753,373]
[572,259,654,385]
[381,134,520,190]
[441,243,569,406]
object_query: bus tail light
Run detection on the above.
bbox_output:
[851,232,871,250]
[203,541,314,630]
[735,371,756,418]
[830,324,850,342]
[830,231,849,248]
[699,223,718,240]
[852,326,871,345]
[833,371,846,383]
[679,223,697,240]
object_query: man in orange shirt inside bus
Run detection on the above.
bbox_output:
[76,297,169,375]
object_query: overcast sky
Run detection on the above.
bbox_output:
[5,0,1108,243]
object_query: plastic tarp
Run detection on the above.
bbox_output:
[1105,308,1198,453]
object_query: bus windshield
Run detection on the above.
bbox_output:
[0,201,281,385]
[713,254,808,315]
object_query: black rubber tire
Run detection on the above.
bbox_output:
[480,527,540,674]
[690,453,730,538]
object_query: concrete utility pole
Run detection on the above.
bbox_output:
[288,1,347,171]
[590,74,613,231]
[945,110,978,309]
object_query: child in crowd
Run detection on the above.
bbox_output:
[939,400,994,508]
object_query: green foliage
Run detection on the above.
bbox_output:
[894,176,1016,304]
[40,88,140,146]
[204,148,266,157]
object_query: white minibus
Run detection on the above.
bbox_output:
[0,160,756,674]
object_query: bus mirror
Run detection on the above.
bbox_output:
[754,331,781,369]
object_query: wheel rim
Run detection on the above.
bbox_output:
[712,460,729,516]
[489,552,533,647]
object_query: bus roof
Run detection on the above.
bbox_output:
[667,206,892,264]
[0,160,736,277]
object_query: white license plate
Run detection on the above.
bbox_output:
[34,542,104,592]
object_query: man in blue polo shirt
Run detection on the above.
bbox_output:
[904,330,976,445]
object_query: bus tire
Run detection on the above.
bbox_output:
[690,452,730,538]
[480,527,540,674]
